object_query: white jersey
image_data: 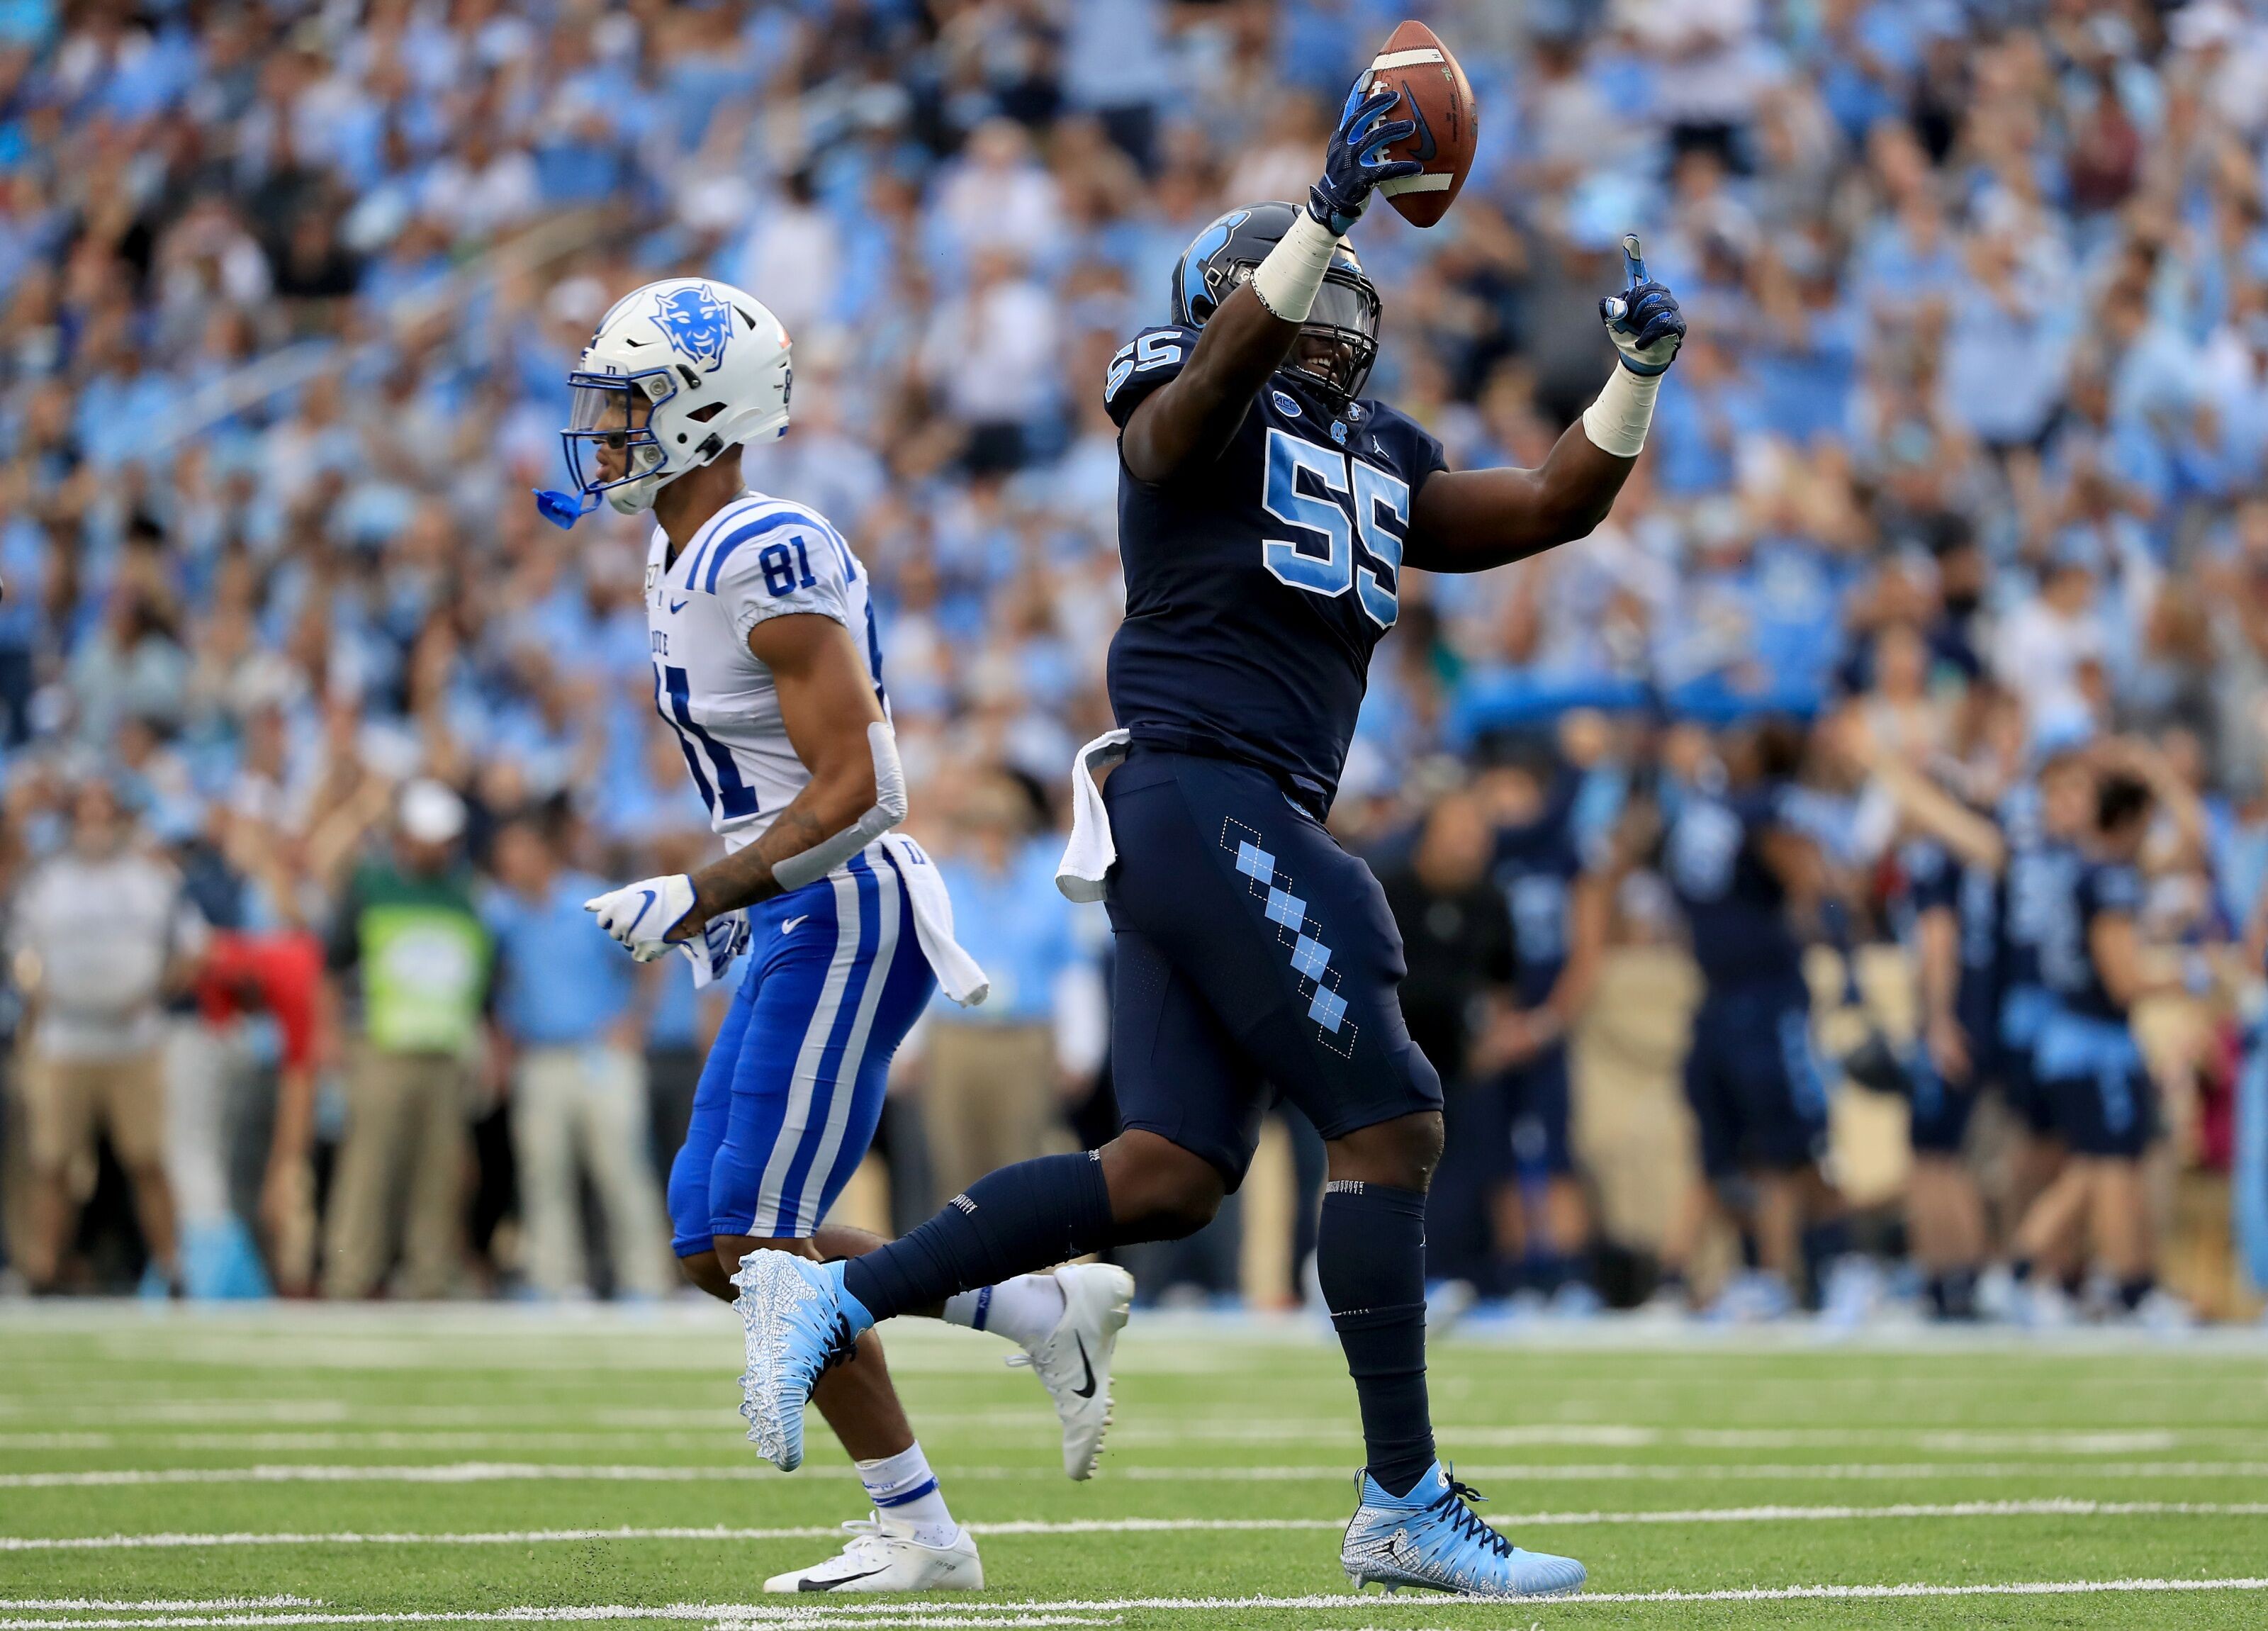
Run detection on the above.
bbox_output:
[644,491,885,849]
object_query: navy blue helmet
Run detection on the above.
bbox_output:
[1170,201,1383,405]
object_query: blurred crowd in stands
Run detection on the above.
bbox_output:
[3,0,2268,1322]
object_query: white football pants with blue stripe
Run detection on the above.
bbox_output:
[669,842,935,1252]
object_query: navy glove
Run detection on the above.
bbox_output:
[1308,79,1426,235]
[1598,235,1686,376]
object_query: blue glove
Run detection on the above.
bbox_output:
[1308,79,1426,235]
[681,909,751,990]
[1598,235,1686,376]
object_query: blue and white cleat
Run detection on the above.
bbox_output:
[731,1252,869,1471]
[1341,1463,1586,1598]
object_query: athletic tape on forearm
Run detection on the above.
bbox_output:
[1250,210,1344,325]
[1580,364,1661,459]
[770,720,909,892]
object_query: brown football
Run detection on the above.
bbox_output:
[1364,20,1477,229]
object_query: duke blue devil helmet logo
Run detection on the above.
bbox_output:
[535,278,792,529]
[655,284,734,371]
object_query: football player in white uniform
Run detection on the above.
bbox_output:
[541,278,1133,1593]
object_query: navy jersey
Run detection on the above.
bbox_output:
[1493,775,1587,1007]
[1897,836,2003,1048]
[2001,832,2083,995]
[2042,857,2144,1023]
[1954,851,2004,1040]
[1890,837,1960,944]
[1104,325,1449,809]
[1666,784,1805,989]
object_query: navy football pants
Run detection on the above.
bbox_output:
[1101,749,1442,1187]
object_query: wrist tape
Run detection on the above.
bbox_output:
[1581,364,1661,459]
[1250,210,1344,325]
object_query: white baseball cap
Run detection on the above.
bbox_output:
[398,778,467,844]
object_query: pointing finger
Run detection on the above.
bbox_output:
[1621,232,1648,289]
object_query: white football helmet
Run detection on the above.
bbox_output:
[536,277,792,529]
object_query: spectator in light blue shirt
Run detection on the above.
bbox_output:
[485,815,669,1299]
[919,766,1094,1199]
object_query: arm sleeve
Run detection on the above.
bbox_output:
[1102,326,1199,430]
[706,506,858,646]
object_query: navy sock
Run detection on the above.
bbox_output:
[843,1152,1115,1323]
[1318,1179,1435,1498]
[1927,1267,1980,1320]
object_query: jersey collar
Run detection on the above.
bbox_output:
[662,488,757,578]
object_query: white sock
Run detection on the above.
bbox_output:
[943,1273,1066,1349]
[857,1441,958,1549]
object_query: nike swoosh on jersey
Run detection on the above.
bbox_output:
[668,596,690,613]
[781,914,809,936]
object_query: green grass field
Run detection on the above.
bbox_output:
[4,1306,2267,1629]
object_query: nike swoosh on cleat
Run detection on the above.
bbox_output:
[798,1569,887,1592]
[782,914,809,936]
[1072,1333,1097,1399]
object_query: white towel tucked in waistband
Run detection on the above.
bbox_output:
[678,910,751,990]
[1057,728,1132,904]
[676,836,989,1007]
[882,831,989,1007]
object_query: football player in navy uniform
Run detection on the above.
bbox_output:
[1838,713,2009,1320]
[1477,740,1607,1310]
[1992,749,2096,1308]
[1654,719,1834,1320]
[2013,763,2199,1325]
[732,82,1682,1598]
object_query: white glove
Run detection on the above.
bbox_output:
[585,874,697,963]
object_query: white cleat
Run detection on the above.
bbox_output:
[1008,1260,1134,1479]
[762,1511,983,1593]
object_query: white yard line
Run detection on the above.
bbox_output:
[11,1458,2268,1491]
[2,1425,2225,1455]
[9,1415,2259,1452]
[7,1579,2268,1625]
[0,1435,747,1453]
[12,1296,2268,1351]
[5,1499,2264,1553]
[0,1607,315,1615]
[1111,1459,2268,1483]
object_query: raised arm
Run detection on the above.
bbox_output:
[1405,236,1685,573]
[1122,84,1419,484]
[1835,709,2008,873]
[1121,286,1298,483]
